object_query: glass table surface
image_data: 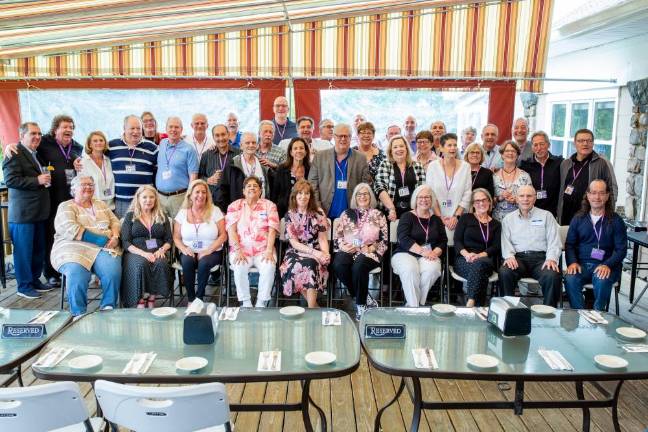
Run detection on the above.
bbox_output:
[360,307,648,380]
[0,308,71,371]
[33,308,360,383]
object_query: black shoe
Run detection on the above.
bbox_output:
[47,277,61,288]
[34,281,54,293]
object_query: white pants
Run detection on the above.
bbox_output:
[230,253,276,305]
[392,253,442,307]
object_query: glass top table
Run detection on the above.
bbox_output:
[0,308,71,374]
[360,307,648,432]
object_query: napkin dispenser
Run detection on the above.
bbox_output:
[183,302,218,345]
[487,297,531,337]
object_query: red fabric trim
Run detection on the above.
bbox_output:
[0,90,20,146]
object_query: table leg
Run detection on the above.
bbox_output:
[16,364,23,387]
[611,380,624,432]
[300,379,316,432]
[0,206,6,291]
[575,381,590,432]
[514,380,524,415]
[630,243,639,303]
[410,377,423,432]
[302,380,327,432]
[374,378,405,432]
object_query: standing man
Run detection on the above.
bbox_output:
[564,180,626,310]
[460,126,477,154]
[199,124,240,212]
[403,115,417,149]
[350,114,367,147]
[188,113,215,159]
[480,124,502,171]
[2,123,52,298]
[499,185,563,307]
[430,120,446,157]
[512,117,534,164]
[279,116,332,155]
[520,131,563,216]
[156,117,199,217]
[308,123,371,218]
[380,125,401,151]
[226,112,242,149]
[557,128,617,225]
[109,115,158,218]
[257,120,287,169]
[270,96,297,145]
[319,119,335,142]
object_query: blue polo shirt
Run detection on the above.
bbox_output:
[155,138,199,193]
[229,131,242,148]
[109,138,158,201]
[328,150,351,218]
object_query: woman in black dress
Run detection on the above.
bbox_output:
[270,137,311,218]
[464,143,495,198]
[120,185,173,308]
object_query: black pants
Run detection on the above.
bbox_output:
[331,252,379,306]
[180,250,222,301]
[498,252,561,307]
[454,255,494,305]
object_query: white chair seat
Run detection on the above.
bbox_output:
[173,262,221,273]
[520,277,539,284]
[51,417,104,432]
[369,267,381,274]
[450,267,498,283]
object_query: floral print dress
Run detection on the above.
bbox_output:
[280,210,329,296]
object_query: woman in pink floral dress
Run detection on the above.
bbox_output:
[279,180,330,308]
[331,183,388,319]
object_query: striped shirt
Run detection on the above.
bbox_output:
[108,138,158,201]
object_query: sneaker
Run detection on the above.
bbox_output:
[100,305,114,311]
[47,277,61,288]
[33,282,54,293]
[17,288,41,299]
[136,299,146,309]
[255,300,267,308]
[355,305,366,321]
[366,294,379,308]
[242,300,253,308]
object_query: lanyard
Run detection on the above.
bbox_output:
[443,159,456,196]
[218,152,229,170]
[335,156,348,180]
[395,163,407,186]
[592,216,604,248]
[485,150,496,169]
[534,155,548,190]
[478,219,490,247]
[355,209,368,231]
[242,156,256,176]
[190,208,202,238]
[471,167,481,187]
[97,157,107,183]
[415,213,431,243]
[570,160,589,185]
[274,119,288,139]
[142,216,153,239]
[164,143,179,168]
[58,143,73,162]
[192,135,208,155]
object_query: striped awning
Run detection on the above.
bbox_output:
[0,0,553,92]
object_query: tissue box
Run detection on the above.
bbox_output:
[487,297,531,337]
[183,302,218,345]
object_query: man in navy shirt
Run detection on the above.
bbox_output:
[564,179,627,311]
[270,96,297,145]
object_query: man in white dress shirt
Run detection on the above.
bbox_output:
[480,124,502,171]
[279,116,332,155]
[188,113,215,158]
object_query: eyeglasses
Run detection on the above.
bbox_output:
[80,183,95,188]
[359,130,374,136]
[274,104,288,108]
[473,198,490,204]
[576,139,593,144]
[416,139,430,145]
[334,134,350,140]
[417,195,432,200]
[356,192,370,197]
[587,191,608,196]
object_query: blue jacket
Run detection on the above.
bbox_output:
[565,212,627,269]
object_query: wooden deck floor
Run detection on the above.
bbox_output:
[2,282,648,432]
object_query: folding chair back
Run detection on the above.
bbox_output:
[0,381,93,432]
[95,380,231,432]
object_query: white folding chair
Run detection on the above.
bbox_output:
[388,219,400,306]
[95,380,232,432]
[0,381,102,432]
[449,266,499,300]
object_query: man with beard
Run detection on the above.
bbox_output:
[257,120,287,169]
[199,124,240,212]
[226,112,242,149]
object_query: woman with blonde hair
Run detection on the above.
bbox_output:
[173,179,227,303]
[80,131,115,209]
[120,185,173,308]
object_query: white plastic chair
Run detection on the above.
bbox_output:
[0,381,102,432]
[95,380,232,432]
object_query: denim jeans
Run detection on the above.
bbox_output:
[564,261,620,311]
[60,250,121,315]
[9,221,45,293]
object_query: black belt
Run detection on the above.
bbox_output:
[158,189,187,197]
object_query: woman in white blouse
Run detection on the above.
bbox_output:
[80,131,115,210]
[425,133,472,244]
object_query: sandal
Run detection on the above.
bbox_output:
[147,297,156,308]
[136,299,146,309]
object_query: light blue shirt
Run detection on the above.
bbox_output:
[155,138,199,193]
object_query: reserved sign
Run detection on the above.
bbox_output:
[365,324,406,339]
[1,324,47,339]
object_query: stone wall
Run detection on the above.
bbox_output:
[625,78,648,220]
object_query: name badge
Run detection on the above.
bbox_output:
[564,185,575,195]
[442,199,452,208]
[145,239,158,250]
[125,164,136,173]
[591,248,605,260]
[352,238,363,247]
[103,188,112,197]
[162,170,172,180]
[64,169,75,185]
[422,243,432,251]
[530,219,543,226]
[2,324,47,339]
[365,324,406,339]
[192,240,203,249]
[337,180,348,190]
[96,221,109,230]
[398,187,410,197]
[537,190,547,199]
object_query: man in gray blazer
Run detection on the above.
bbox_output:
[308,123,371,218]
[2,122,53,299]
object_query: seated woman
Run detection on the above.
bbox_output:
[453,188,501,307]
[173,179,227,303]
[120,185,173,308]
[391,184,446,307]
[51,175,121,316]
[279,180,330,308]
[226,176,280,307]
[270,137,310,218]
[332,183,388,319]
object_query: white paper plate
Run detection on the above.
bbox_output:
[175,356,208,372]
[151,307,177,318]
[305,351,336,366]
[530,305,556,316]
[615,327,647,340]
[467,354,498,369]
[68,355,103,370]
[432,304,457,315]
[279,306,305,317]
[594,354,628,370]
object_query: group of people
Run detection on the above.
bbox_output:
[2,98,624,319]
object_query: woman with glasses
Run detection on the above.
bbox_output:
[492,141,532,221]
[392,184,446,307]
[464,143,495,198]
[454,188,501,307]
[353,121,385,179]
[414,130,437,170]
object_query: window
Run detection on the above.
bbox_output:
[548,99,616,161]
